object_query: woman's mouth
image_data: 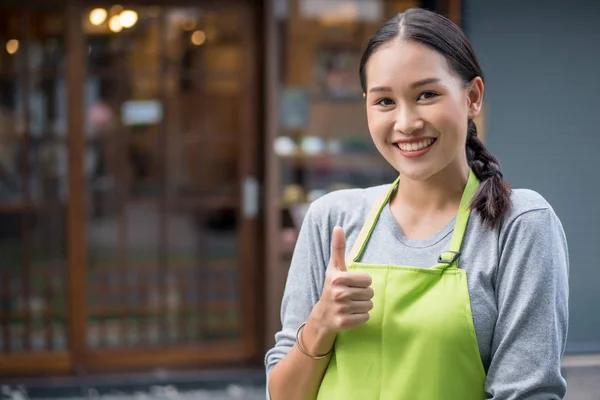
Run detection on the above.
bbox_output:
[393,138,437,158]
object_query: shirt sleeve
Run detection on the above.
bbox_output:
[264,202,331,380]
[485,208,569,399]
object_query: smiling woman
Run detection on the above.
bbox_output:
[266,7,569,400]
[359,15,509,229]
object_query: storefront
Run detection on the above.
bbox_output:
[0,0,458,376]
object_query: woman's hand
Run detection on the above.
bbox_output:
[304,226,374,354]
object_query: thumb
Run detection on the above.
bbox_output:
[331,226,347,272]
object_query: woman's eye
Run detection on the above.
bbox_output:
[418,91,438,101]
[375,98,394,106]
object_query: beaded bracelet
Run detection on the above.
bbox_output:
[295,322,333,360]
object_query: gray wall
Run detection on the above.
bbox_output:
[465,0,600,354]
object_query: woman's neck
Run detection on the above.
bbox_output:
[392,161,470,213]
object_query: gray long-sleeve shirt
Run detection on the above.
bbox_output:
[265,184,569,399]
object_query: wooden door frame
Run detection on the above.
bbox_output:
[0,4,80,377]
[0,0,262,376]
[69,0,263,373]
[66,0,88,376]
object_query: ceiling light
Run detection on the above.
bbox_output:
[89,8,107,26]
[108,15,122,32]
[6,39,19,55]
[120,10,138,28]
[191,30,206,46]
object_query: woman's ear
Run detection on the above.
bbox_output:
[467,77,484,119]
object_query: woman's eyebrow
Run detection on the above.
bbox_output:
[368,86,392,93]
[410,77,441,88]
[368,78,442,94]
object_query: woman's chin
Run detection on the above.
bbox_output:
[389,159,439,181]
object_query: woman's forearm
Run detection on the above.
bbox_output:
[267,319,336,400]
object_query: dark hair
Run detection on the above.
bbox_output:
[359,8,511,229]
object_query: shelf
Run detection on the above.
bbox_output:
[98,195,239,210]
[86,69,241,81]
[0,202,65,213]
[171,196,239,210]
[88,301,239,318]
[308,96,364,104]
[279,152,391,171]
[0,68,66,79]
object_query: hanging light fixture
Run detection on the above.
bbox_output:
[108,15,122,32]
[191,30,206,46]
[89,8,108,26]
[119,10,138,28]
[6,39,19,55]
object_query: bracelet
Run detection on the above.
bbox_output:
[295,322,333,360]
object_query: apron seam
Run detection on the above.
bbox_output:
[353,263,461,275]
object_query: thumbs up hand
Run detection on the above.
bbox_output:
[309,226,374,338]
[330,226,348,272]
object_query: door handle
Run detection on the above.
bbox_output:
[242,176,259,219]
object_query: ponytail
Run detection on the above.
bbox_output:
[466,120,512,229]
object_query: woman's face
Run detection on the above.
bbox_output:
[364,39,483,181]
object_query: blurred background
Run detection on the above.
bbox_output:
[0,0,598,399]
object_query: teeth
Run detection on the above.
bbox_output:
[397,138,434,152]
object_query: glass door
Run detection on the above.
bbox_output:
[0,1,260,375]
[80,3,260,370]
[0,8,71,374]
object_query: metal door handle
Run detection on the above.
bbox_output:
[242,176,259,219]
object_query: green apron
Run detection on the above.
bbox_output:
[317,170,487,400]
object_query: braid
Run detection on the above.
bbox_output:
[466,120,512,229]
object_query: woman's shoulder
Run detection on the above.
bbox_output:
[306,183,393,225]
[508,188,553,215]
[501,187,562,232]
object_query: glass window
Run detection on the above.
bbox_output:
[272,0,422,252]
[83,5,246,349]
[0,8,68,354]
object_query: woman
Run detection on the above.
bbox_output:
[266,8,569,400]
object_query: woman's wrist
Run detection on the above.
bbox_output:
[303,307,336,356]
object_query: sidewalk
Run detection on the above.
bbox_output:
[2,366,598,400]
[564,366,600,400]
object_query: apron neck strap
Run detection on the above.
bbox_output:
[435,169,479,268]
[448,169,479,253]
[346,175,400,264]
[346,170,480,266]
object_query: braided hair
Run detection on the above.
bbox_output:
[466,120,512,228]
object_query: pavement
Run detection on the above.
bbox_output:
[564,366,600,400]
[1,366,598,400]
[26,386,266,400]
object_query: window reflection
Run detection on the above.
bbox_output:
[275,0,415,245]
[0,9,68,354]
[84,6,244,349]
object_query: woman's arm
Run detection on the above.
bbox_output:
[267,313,337,400]
[265,202,373,400]
[486,208,569,399]
[265,203,331,399]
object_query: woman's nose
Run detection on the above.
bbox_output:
[393,107,424,135]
